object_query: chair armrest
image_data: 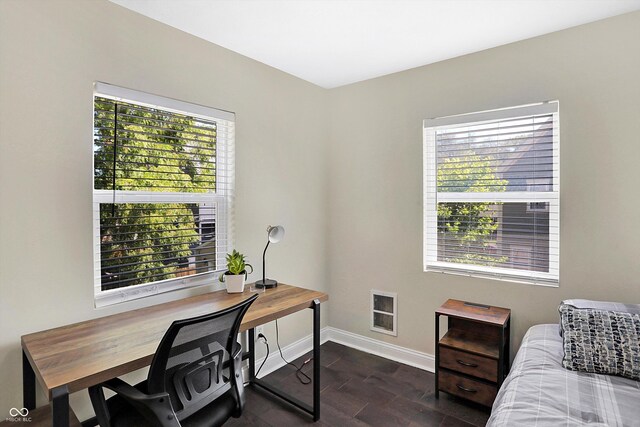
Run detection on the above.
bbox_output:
[91,379,179,427]
[100,378,168,402]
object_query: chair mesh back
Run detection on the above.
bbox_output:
[147,295,256,421]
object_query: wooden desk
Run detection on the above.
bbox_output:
[21,283,328,426]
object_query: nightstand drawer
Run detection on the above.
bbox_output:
[439,346,497,382]
[438,370,497,407]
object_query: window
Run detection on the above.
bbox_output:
[93,83,234,306]
[423,102,559,286]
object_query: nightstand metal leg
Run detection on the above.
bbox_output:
[435,313,440,399]
[504,317,511,377]
[499,326,505,386]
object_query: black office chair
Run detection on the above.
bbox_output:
[88,294,258,427]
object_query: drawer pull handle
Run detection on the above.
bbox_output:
[456,384,477,393]
[456,359,478,368]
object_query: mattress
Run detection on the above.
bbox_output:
[487,324,640,426]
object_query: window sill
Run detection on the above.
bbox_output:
[94,272,224,308]
[424,262,559,287]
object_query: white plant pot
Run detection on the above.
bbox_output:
[224,274,245,293]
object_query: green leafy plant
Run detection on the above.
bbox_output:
[219,250,254,282]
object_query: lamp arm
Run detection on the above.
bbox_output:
[262,240,271,284]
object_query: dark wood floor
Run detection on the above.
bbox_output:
[228,341,490,427]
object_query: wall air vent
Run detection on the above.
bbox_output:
[370,290,397,336]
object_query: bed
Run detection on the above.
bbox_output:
[487,324,640,426]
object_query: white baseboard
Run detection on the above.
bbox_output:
[245,326,434,379]
[325,327,435,373]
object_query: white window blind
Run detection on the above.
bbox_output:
[423,102,559,286]
[93,83,235,306]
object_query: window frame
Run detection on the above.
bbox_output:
[92,82,235,307]
[422,102,559,286]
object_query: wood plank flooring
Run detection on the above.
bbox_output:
[228,341,490,427]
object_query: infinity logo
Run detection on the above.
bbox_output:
[9,408,29,417]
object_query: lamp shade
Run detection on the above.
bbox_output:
[267,225,285,244]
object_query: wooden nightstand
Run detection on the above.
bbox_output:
[435,299,511,407]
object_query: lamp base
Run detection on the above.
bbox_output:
[255,279,278,289]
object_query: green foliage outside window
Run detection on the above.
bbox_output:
[437,155,508,266]
[94,97,217,290]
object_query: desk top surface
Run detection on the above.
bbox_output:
[22,284,328,398]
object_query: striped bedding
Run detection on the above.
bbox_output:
[488,324,640,426]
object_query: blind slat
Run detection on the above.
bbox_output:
[94,110,218,138]
[93,126,216,147]
[437,143,553,156]
[101,250,217,272]
[424,102,558,128]
[101,264,217,291]
[437,127,554,144]
[94,138,216,155]
[432,156,555,167]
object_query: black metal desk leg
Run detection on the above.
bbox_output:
[248,328,256,382]
[248,302,322,421]
[23,350,36,410]
[435,314,440,399]
[52,385,69,427]
[312,299,321,421]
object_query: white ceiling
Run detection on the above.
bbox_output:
[110,0,640,88]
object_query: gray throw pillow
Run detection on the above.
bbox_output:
[558,299,640,336]
[559,303,640,381]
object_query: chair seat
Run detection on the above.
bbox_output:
[107,382,237,427]
[180,391,237,427]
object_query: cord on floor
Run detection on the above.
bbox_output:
[275,319,312,385]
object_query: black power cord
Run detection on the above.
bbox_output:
[255,333,269,378]
[275,319,312,385]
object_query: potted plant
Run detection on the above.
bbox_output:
[219,250,254,293]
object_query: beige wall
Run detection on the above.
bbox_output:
[0,0,328,417]
[1,0,639,420]
[327,11,640,358]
